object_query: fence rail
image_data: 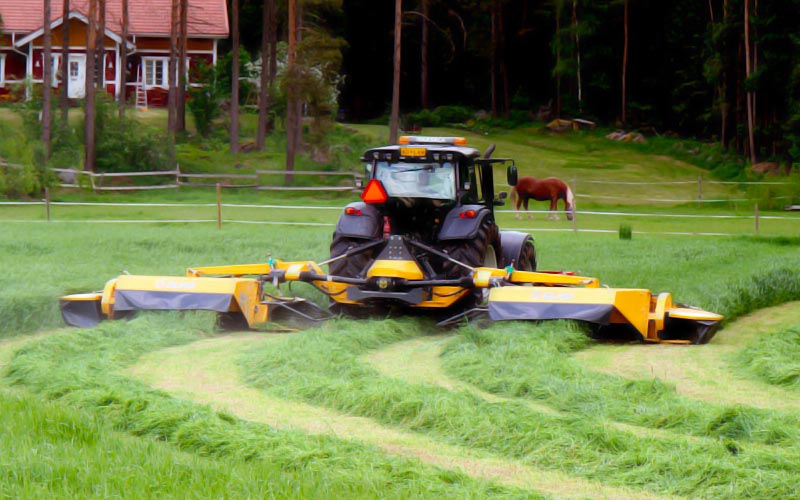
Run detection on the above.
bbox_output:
[3,198,799,238]
[49,167,364,192]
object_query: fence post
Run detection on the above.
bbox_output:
[754,203,759,234]
[572,175,578,233]
[45,187,51,222]
[697,175,702,208]
[216,182,222,230]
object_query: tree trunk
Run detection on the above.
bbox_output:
[119,0,128,119]
[59,0,70,127]
[555,0,561,118]
[420,0,429,110]
[490,1,498,118]
[752,0,758,124]
[84,0,97,172]
[230,0,240,153]
[621,0,628,124]
[168,0,178,137]
[97,0,105,92]
[257,0,276,150]
[498,1,509,117]
[42,0,52,161]
[721,0,728,149]
[285,0,298,183]
[744,0,756,163]
[572,0,582,113]
[389,0,402,143]
[176,0,188,132]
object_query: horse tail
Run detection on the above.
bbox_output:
[509,185,519,211]
[565,185,575,209]
[565,184,575,219]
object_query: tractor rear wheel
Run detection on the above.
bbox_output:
[442,222,501,278]
[329,233,376,279]
[328,233,377,316]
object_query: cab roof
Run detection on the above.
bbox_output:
[361,136,482,162]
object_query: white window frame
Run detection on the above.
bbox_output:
[143,57,169,88]
[69,59,81,79]
[0,54,6,86]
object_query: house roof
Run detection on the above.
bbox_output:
[0,0,229,38]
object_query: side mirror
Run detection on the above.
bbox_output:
[507,165,518,187]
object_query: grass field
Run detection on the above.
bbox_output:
[2,123,800,498]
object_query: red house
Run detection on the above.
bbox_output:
[0,0,228,106]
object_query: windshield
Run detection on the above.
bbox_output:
[373,161,456,200]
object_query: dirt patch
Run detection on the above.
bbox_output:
[574,303,800,411]
[127,332,679,500]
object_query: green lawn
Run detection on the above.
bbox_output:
[3,117,800,499]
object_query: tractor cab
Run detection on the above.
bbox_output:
[357,136,516,240]
[329,135,531,307]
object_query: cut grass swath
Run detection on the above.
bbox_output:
[239,317,800,499]
[3,313,539,500]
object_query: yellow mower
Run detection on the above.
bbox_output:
[60,136,722,344]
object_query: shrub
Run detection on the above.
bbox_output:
[91,95,173,173]
[188,61,221,138]
[405,109,442,128]
[0,163,41,197]
[619,224,633,240]
[432,105,473,124]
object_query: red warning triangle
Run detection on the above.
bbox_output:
[361,179,388,204]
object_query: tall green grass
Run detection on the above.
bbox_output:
[441,321,799,445]
[734,327,800,389]
[239,318,800,499]
[0,388,341,499]
[4,313,535,500]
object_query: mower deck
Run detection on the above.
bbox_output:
[60,257,722,344]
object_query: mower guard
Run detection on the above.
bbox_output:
[59,259,722,344]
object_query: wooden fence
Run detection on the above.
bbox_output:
[49,167,363,192]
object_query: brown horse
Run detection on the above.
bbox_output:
[510,176,575,220]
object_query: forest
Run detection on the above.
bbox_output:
[2,0,799,175]
[274,0,799,167]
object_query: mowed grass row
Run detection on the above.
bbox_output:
[3,314,535,500]
[236,317,800,499]
[9,311,800,500]
[0,388,385,499]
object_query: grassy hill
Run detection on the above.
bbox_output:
[2,119,800,498]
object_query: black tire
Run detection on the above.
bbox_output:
[328,233,378,316]
[329,233,376,279]
[441,221,502,278]
[514,239,537,272]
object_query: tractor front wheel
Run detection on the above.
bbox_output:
[513,238,537,272]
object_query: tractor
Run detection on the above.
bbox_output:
[327,135,535,314]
